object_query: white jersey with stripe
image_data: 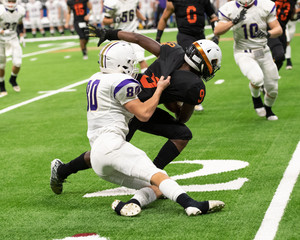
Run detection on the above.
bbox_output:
[103,0,139,32]
[0,5,26,41]
[218,0,277,50]
[86,72,141,146]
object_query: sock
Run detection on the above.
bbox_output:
[176,193,209,213]
[158,179,185,202]
[252,96,263,109]
[9,74,17,86]
[285,45,291,59]
[249,82,260,98]
[0,78,5,91]
[127,187,157,207]
[57,152,90,180]
[264,104,275,117]
[153,140,180,169]
[82,48,87,56]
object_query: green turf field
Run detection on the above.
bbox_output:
[0,26,299,240]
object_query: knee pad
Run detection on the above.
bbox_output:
[172,124,193,140]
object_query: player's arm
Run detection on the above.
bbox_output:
[87,25,162,57]
[136,8,146,21]
[267,19,283,38]
[84,1,93,21]
[164,102,194,123]
[125,76,171,122]
[156,1,174,43]
[64,6,71,28]
[214,20,233,35]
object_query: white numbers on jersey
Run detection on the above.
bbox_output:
[83,159,249,198]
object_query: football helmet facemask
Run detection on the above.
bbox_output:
[99,41,138,77]
[184,39,222,82]
[236,0,255,7]
[3,0,18,10]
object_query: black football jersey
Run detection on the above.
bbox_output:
[169,0,215,37]
[137,42,206,105]
[272,0,296,30]
[67,0,89,22]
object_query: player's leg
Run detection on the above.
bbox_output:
[9,38,22,92]
[0,43,7,97]
[285,21,296,70]
[261,50,279,121]
[234,51,266,117]
[133,108,192,169]
[267,37,285,70]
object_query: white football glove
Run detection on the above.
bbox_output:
[3,29,10,35]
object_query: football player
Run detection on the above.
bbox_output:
[267,0,296,70]
[56,40,225,217]
[65,0,92,59]
[215,0,282,121]
[45,0,64,36]
[50,25,222,195]
[89,0,103,26]
[102,0,148,73]
[0,0,26,97]
[25,0,45,37]
[155,0,219,111]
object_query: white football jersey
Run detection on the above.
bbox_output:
[0,5,26,41]
[218,0,277,50]
[45,0,61,18]
[26,1,43,19]
[86,72,141,146]
[103,0,139,32]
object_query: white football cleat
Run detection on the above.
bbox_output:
[0,91,8,97]
[12,85,21,92]
[194,104,204,111]
[83,55,88,60]
[50,159,64,194]
[267,115,278,121]
[111,200,141,217]
[255,107,266,117]
[185,200,225,216]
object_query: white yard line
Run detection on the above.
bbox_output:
[0,79,89,115]
[254,141,300,240]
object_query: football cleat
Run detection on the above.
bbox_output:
[83,55,88,60]
[286,65,292,70]
[194,104,204,111]
[12,86,21,92]
[267,115,278,121]
[0,91,8,97]
[50,159,65,194]
[185,200,225,216]
[111,200,141,217]
[255,107,266,117]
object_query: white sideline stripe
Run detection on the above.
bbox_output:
[0,79,89,115]
[254,141,300,240]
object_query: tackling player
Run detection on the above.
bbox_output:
[215,0,282,121]
[0,0,26,97]
[50,25,222,195]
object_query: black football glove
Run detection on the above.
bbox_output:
[211,35,220,45]
[86,24,121,47]
[232,8,247,25]
[255,29,271,38]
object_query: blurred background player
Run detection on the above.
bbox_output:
[65,0,92,59]
[25,0,46,37]
[139,0,155,29]
[90,0,103,26]
[285,0,300,70]
[58,0,75,34]
[102,0,148,73]
[215,0,282,120]
[0,0,26,97]
[45,0,65,36]
[155,0,219,111]
[267,0,296,70]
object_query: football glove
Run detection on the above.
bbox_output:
[211,35,219,45]
[232,8,247,25]
[255,29,271,38]
[85,24,121,47]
